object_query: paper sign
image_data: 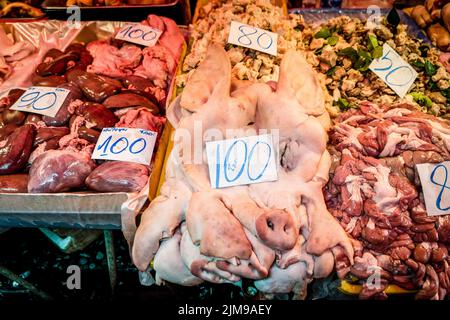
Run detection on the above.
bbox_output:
[416,161,450,216]
[92,127,157,165]
[227,21,278,56]
[206,134,278,189]
[369,43,417,98]
[115,23,162,47]
[9,86,70,117]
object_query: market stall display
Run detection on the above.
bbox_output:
[325,102,450,299]
[1,0,449,303]
[0,15,185,213]
[294,14,450,118]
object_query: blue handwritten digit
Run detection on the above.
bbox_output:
[373,49,393,71]
[385,66,414,86]
[17,91,39,108]
[215,145,221,189]
[119,25,133,37]
[142,31,157,41]
[430,164,450,211]
[129,138,147,154]
[32,92,57,110]
[110,137,129,154]
[247,141,271,181]
[257,32,273,50]
[224,140,247,183]
[238,26,257,46]
[128,29,144,39]
[97,135,112,156]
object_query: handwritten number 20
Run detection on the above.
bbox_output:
[373,50,414,86]
[238,26,273,50]
[215,140,272,188]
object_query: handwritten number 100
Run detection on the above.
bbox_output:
[238,26,273,50]
[215,140,272,188]
[119,25,157,41]
[97,135,147,156]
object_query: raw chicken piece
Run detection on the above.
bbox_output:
[86,161,149,193]
[28,146,95,193]
[0,28,35,63]
[87,40,142,78]
[153,229,203,286]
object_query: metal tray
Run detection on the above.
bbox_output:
[42,0,190,24]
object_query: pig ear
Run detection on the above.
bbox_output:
[180,43,231,112]
[277,50,326,116]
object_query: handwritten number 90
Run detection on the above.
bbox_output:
[215,140,271,188]
[17,91,57,110]
[238,26,273,50]
[98,136,147,156]
[374,50,414,86]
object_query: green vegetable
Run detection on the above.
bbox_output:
[327,36,339,46]
[428,81,439,91]
[326,66,337,76]
[315,27,331,39]
[337,47,358,62]
[409,92,433,108]
[411,59,425,70]
[367,35,379,50]
[355,50,373,72]
[442,88,450,102]
[337,98,352,111]
[314,47,324,55]
[424,60,437,77]
[372,46,383,59]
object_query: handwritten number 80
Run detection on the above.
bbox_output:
[215,140,272,188]
[237,26,273,50]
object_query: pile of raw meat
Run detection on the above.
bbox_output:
[0,14,185,194]
[132,44,354,299]
[86,14,184,107]
[325,102,450,299]
[0,28,35,86]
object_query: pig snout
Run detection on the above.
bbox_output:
[255,209,298,251]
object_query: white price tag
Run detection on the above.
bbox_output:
[91,127,157,165]
[115,23,162,47]
[9,86,70,117]
[227,21,278,56]
[369,43,417,98]
[206,134,278,189]
[416,161,450,216]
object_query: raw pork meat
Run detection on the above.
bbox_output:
[86,161,149,193]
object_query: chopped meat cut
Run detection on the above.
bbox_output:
[325,102,450,300]
[28,145,95,193]
[86,161,149,193]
